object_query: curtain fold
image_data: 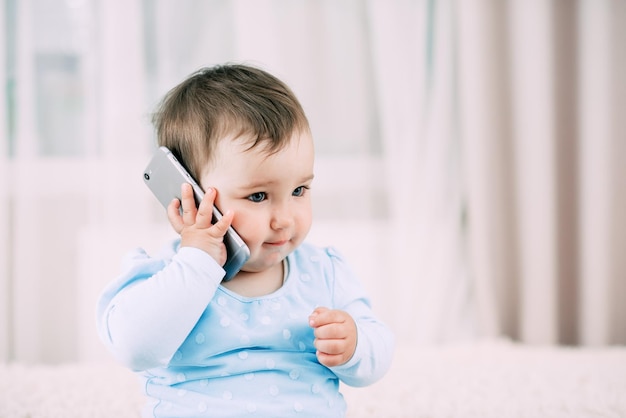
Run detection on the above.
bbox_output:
[508,0,561,344]
[578,0,626,345]
[460,0,626,345]
[366,0,477,345]
[0,0,9,362]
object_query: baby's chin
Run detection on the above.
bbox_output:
[240,254,288,274]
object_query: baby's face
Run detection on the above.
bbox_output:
[200,131,315,273]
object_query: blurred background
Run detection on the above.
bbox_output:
[0,0,624,365]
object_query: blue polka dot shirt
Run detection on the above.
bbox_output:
[97,241,394,417]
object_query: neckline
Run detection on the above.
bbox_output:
[218,255,292,301]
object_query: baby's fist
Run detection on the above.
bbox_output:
[309,307,357,367]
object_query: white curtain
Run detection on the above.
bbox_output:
[2,0,623,365]
[366,0,476,344]
[0,0,8,363]
[459,0,626,345]
[0,0,474,364]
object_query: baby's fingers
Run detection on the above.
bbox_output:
[316,349,350,368]
[212,209,235,238]
[194,188,217,229]
[167,198,184,233]
[180,183,198,225]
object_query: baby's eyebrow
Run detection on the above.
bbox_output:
[240,174,314,190]
[238,180,276,190]
[300,174,315,183]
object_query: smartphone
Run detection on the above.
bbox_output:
[143,146,250,280]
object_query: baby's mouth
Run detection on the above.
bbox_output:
[266,239,289,247]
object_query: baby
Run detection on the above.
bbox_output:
[97,63,394,417]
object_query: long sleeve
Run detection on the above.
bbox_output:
[331,319,395,387]
[96,244,225,371]
[325,248,395,387]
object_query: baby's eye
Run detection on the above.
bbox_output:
[247,192,266,203]
[292,186,308,197]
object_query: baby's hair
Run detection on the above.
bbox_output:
[152,63,310,180]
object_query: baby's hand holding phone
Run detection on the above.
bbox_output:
[143,146,249,280]
[168,183,234,267]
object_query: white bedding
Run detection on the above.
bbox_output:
[1,339,625,418]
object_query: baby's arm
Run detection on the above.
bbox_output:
[97,184,234,371]
[312,248,395,387]
[329,312,394,387]
[99,247,223,371]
